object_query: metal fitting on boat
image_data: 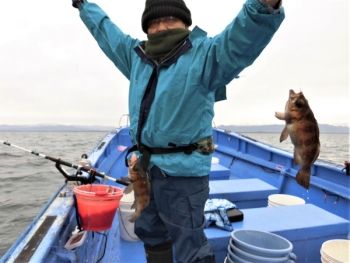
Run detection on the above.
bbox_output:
[59,190,67,197]
[344,161,350,176]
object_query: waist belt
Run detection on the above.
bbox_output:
[125,144,197,172]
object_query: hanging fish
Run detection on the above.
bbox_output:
[275,89,320,189]
[122,154,150,222]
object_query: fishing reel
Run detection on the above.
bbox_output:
[55,154,95,184]
[76,154,92,175]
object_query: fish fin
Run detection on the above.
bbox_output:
[128,153,138,167]
[275,112,286,120]
[124,184,133,194]
[296,166,311,190]
[128,212,140,223]
[121,176,131,182]
[131,153,137,162]
[293,150,302,165]
[279,127,289,142]
[131,200,137,209]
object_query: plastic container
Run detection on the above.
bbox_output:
[231,229,293,258]
[64,230,87,250]
[268,194,305,207]
[230,240,289,262]
[118,190,140,242]
[320,239,350,263]
[321,257,331,263]
[212,157,219,164]
[73,184,123,231]
[227,245,250,263]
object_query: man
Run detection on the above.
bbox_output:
[72,0,284,262]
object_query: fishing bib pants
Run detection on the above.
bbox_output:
[134,166,214,263]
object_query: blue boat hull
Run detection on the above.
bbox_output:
[1,127,349,263]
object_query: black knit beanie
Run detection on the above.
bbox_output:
[141,0,192,33]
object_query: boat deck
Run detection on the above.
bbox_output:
[58,200,349,263]
[24,177,349,263]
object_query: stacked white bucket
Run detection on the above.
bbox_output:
[225,229,295,263]
[118,190,140,242]
[268,194,305,207]
[320,239,350,263]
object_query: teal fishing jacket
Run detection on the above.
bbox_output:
[78,0,284,177]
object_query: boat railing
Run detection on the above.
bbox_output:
[118,114,130,128]
[212,128,350,201]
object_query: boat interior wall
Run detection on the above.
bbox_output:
[213,129,350,199]
[209,163,230,180]
[209,179,279,209]
[88,127,349,222]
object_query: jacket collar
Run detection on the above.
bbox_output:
[188,26,208,41]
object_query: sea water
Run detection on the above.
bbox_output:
[0,131,348,257]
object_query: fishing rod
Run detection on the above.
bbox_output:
[0,140,129,186]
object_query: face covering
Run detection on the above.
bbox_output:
[145,28,190,60]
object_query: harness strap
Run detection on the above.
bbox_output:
[125,144,197,171]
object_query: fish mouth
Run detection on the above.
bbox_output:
[288,89,296,102]
[289,89,296,98]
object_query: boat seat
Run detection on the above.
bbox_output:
[209,163,230,180]
[209,178,279,208]
[205,204,350,263]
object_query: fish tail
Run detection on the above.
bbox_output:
[128,212,140,223]
[296,166,311,190]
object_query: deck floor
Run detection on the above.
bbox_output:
[97,203,350,263]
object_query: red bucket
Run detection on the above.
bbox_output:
[73,184,123,231]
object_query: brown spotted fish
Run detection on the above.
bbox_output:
[275,89,320,189]
[123,154,150,222]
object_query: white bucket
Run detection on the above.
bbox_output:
[118,190,140,242]
[268,194,305,207]
[230,230,293,259]
[212,157,219,164]
[320,239,350,263]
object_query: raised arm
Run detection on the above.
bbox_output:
[200,0,284,90]
[72,0,139,79]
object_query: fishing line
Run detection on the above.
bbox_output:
[0,140,129,186]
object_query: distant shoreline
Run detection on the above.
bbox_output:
[218,124,349,134]
[0,130,110,132]
[0,124,348,133]
[0,125,116,132]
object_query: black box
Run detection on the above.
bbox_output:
[227,208,244,222]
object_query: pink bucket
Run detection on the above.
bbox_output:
[73,184,123,231]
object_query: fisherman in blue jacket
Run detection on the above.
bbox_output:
[72,0,284,262]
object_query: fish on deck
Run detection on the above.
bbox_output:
[275,89,320,189]
[122,154,151,222]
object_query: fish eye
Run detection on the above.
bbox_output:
[295,99,304,108]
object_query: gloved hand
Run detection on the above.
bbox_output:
[72,0,84,8]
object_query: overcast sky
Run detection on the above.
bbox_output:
[0,0,349,127]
